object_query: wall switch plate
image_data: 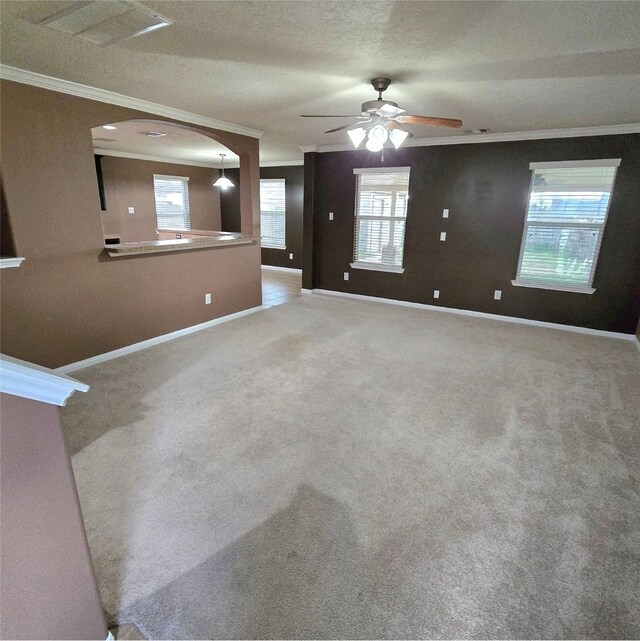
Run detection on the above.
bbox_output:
[440,232,447,241]
[128,206,135,214]
[494,290,502,300]
[329,212,334,220]
[433,290,440,299]
[205,293,212,304]
[442,209,449,218]
[343,272,349,281]
[289,253,294,260]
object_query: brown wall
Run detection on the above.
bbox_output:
[1,177,17,257]
[0,80,262,368]
[101,156,222,242]
[260,166,303,270]
[305,135,640,333]
[0,393,108,640]
[220,167,242,233]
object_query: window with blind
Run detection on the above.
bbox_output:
[153,175,191,230]
[513,159,620,293]
[351,167,410,273]
[260,179,286,249]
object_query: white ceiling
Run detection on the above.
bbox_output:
[2,0,640,163]
[91,119,239,167]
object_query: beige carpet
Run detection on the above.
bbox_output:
[62,294,640,639]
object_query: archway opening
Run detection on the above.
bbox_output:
[91,119,247,244]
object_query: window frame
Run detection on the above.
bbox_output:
[512,159,620,294]
[350,166,411,274]
[259,178,287,250]
[153,174,191,231]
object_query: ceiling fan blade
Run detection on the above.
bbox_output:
[301,114,366,118]
[397,115,463,128]
[324,121,370,134]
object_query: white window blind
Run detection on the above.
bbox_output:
[514,159,619,292]
[153,175,191,230]
[260,179,286,249]
[352,167,410,272]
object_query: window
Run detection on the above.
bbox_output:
[153,175,191,230]
[351,167,410,273]
[260,179,286,249]
[513,159,620,294]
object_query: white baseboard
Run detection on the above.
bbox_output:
[633,335,640,355]
[261,265,302,274]
[55,306,264,374]
[301,288,313,294]
[312,289,635,341]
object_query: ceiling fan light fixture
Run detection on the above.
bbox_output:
[347,127,367,148]
[368,124,389,145]
[213,154,234,190]
[300,77,462,153]
[389,128,410,149]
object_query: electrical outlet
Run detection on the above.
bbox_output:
[128,206,135,214]
[343,272,349,281]
[494,290,502,300]
[205,293,212,304]
[442,209,449,218]
[329,212,334,220]
[440,232,447,241]
[433,290,440,299]
[289,253,294,260]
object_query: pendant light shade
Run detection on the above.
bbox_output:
[213,154,234,190]
[389,128,409,149]
[368,124,389,145]
[365,138,384,152]
[347,127,367,149]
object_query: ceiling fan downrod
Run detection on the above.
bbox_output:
[371,77,392,100]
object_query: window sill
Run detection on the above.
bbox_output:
[511,279,596,294]
[350,262,405,274]
[0,257,25,269]
[261,244,287,250]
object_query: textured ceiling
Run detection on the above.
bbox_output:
[91,119,239,166]
[2,0,640,163]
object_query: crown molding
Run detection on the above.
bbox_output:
[260,160,304,167]
[95,148,302,169]
[0,65,264,139]
[0,354,89,406]
[94,148,240,169]
[306,123,640,154]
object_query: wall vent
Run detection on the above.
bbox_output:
[37,1,172,46]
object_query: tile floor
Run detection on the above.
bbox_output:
[261,267,302,308]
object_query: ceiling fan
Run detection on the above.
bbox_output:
[301,77,462,151]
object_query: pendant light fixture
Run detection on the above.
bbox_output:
[213,154,234,190]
